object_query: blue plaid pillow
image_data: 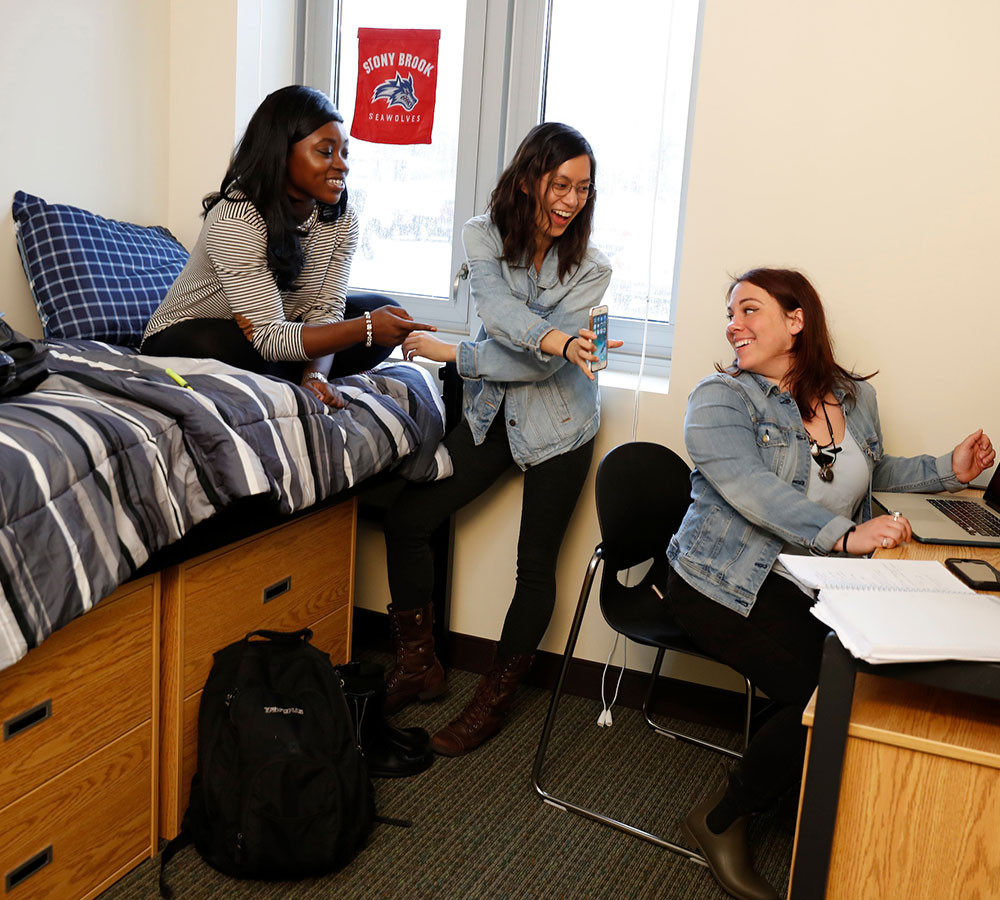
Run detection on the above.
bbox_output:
[12,191,189,348]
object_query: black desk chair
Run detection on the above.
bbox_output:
[532,441,754,859]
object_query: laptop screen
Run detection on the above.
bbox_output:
[986,467,1000,511]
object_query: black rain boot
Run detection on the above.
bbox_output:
[339,661,434,778]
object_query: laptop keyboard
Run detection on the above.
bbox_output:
[928,498,1000,537]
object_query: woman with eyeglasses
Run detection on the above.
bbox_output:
[142,85,433,408]
[380,122,620,756]
[664,268,994,900]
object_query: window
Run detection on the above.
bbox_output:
[542,0,700,373]
[303,0,702,373]
[304,0,493,330]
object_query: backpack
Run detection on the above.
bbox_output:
[159,629,375,896]
[0,314,48,399]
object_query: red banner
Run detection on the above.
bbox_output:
[350,28,441,145]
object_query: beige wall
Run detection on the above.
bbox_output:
[0,0,171,335]
[2,1,996,688]
[1,0,294,332]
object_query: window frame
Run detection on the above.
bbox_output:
[300,0,703,370]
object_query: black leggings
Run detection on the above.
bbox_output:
[664,567,830,814]
[142,293,398,379]
[384,409,595,659]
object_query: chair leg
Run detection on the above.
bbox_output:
[532,549,708,865]
[741,676,754,753]
[532,548,601,796]
[641,649,744,760]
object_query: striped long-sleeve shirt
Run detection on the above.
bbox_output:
[142,195,358,361]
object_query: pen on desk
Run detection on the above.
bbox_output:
[164,368,193,390]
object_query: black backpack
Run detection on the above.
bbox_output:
[0,314,48,399]
[160,629,375,896]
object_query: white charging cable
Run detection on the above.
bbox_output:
[597,634,627,727]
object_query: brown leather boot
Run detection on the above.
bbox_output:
[681,782,779,900]
[431,652,533,757]
[384,603,447,715]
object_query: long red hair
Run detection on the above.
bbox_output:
[717,268,875,415]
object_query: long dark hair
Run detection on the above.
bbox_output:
[489,122,596,280]
[203,85,346,291]
[718,268,876,415]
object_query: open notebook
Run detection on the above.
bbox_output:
[777,555,1000,664]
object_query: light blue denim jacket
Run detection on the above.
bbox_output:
[454,215,612,468]
[667,371,962,615]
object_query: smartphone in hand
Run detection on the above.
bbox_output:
[589,304,608,372]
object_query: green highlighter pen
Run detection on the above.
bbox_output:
[164,368,193,390]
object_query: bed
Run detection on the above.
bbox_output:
[0,344,452,899]
[0,338,449,673]
[2,191,456,897]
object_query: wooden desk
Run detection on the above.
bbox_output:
[797,674,1000,898]
[789,536,1000,899]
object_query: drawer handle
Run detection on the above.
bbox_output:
[3,699,52,741]
[6,845,52,891]
[263,576,291,604]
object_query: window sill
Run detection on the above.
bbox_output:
[598,367,670,396]
[382,344,670,395]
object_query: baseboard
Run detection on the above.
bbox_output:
[352,607,745,733]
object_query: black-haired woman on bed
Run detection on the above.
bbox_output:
[142,84,433,408]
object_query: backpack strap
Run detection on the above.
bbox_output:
[158,829,192,899]
[375,813,413,828]
[245,628,313,644]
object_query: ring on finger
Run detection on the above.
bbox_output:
[892,511,900,522]
[882,537,889,548]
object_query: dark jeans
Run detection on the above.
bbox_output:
[384,409,595,659]
[665,567,830,814]
[142,293,398,379]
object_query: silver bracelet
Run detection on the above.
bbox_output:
[303,371,328,384]
[364,310,373,348]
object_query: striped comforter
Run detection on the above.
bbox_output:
[0,340,451,672]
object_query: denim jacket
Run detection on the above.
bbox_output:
[454,215,612,468]
[667,370,962,615]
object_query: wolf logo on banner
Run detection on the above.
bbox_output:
[372,72,419,112]
[351,27,440,145]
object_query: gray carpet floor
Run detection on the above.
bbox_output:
[100,660,792,899]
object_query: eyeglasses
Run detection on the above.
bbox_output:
[548,179,596,200]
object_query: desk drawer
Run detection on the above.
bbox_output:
[181,501,355,695]
[1,724,153,900]
[0,579,155,808]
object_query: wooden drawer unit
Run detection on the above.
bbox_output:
[159,499,357,837]
[2,726,153,900]
[0,576,158,900]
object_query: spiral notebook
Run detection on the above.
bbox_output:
[776,555,1000,664]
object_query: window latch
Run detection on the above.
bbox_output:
[452,262,469,301]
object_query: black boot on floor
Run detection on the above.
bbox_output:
[338,661,434,778]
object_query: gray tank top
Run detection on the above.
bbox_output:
[773,428,869,594]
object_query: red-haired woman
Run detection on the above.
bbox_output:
[666,268,994,900]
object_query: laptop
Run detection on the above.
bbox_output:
[873,466,1000,547]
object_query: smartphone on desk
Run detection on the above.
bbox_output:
[588,305,608,372]
[945,557,1000,591]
